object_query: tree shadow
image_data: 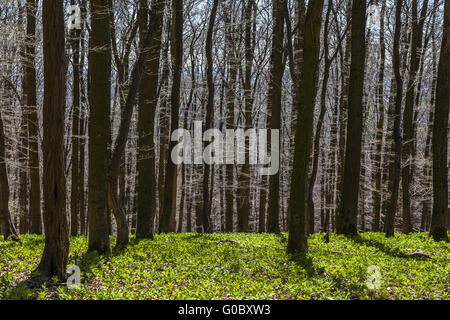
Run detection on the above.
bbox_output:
[347,234,432,261]
[288,251,316,278]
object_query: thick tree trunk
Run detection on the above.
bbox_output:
[336,0,367,235]
[88,0,112,254]
[430,0,449,242]
[34,0,69,281]
[287,0,324,254]
[159,0,183,233]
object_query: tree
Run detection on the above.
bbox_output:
[0,112,18,240]
[401,0,429,234]
[384,0,404,238]
[24,0,41,235]
[372,0,386,232]
[34,0,69,281]
[160,0,183,233]
[107,0,166,247]
[88,0,112,254]
[237,0,255,233]
[287,0,324,254]
[336,0,367,235]
[266,0,285,234]
[430,0,449,242]
[200,0,219,233]
[70,0,81,237]
[136,0,165,239]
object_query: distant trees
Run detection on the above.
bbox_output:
[1,0,449,287]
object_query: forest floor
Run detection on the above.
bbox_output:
[0,232,448,300]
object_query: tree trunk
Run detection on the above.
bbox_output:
[25,0,42,235]
[287,0,324,254]
[336,0,367,235]
[266,0,284,234]
[0,113,19,240]
[70,5,81,236]
[136,0,165,240]
[401,0,429,234]
[201,0,219,233]
[34,0,69,281]
[372,0,386,232]
[384,0,404,238]
[88,0,112,254]
[430,0,449,242]
[159,0,183,233]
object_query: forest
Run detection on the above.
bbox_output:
[0,0,449,300]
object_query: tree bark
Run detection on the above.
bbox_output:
[336,0,367,235]
[287,0,324,254]
[25,0,42,235]
[136,0,165,240]
[34,0,69,281]
[384,0,404,238]
[430,0,449,242]
[88,0,112,254]
[266,0,285,234]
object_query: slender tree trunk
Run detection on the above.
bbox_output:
[266,0,284,234]
[237,0,255,233]
[70,6,81,236]
[306,0,334,235]
[136,0,165,240]
[224,1,237,233]
[384,0,404,238]
[25,0,41,235]
[372,0,386,232]
[0,113,19,240]
[201,0,219,233]
[401,0,429,234]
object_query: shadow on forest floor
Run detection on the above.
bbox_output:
[345,234,431,261]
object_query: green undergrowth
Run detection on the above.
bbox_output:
[0,232,448,300]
